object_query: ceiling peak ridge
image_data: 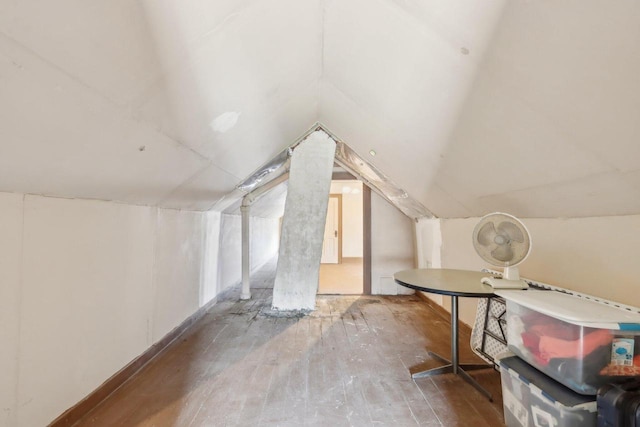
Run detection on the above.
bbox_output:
[213,122,434,220]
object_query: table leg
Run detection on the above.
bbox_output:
[411,295,493,401]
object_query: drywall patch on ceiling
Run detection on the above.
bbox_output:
[210,111,241,133]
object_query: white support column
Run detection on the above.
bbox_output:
[272,130,336,311]
[240,204,251,300]
[238,172,289,301]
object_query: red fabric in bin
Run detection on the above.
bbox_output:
[520,312,613,365]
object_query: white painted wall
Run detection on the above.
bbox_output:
[414,218,442,270]
[437,218,487,327]
[371,192,415,295]
[518,216,640,307]
[217,213,280,292]
[19,196,155,427]
[202,211,222,305]
[416,215,640,328]
[218,214,242,292]
[329,180,364,257]
[414,218,444,306]
[342,184,363,258]
[0,193,23,427]
[0,193,221,427]
[152,209,207,340]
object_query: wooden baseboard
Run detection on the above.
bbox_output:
[415,291,473,333]
[49,297,218,427]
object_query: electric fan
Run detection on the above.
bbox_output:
[472,212,531,289]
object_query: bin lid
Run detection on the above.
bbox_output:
[495,289,640,330]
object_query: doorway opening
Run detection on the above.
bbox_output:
[318,179,367,294]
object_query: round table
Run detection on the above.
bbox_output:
[394,268,497,400]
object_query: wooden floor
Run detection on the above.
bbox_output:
[75,264,505,427]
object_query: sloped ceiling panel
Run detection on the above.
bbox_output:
[429,1,640,218]
[320,0,640,218]
[319,0,507,218]
[0,0,162,107]
[1,0,640,219]
[0,32,209,206]
[137,0,322,176]
[0,0,321,209]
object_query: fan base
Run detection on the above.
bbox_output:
[480,277,528,290]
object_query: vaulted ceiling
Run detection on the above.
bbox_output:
[1,1,639,218]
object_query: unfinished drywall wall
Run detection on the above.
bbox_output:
[371,192,415,295]
[520,216,640,306]
[152,209,207,340]
[218,214,242,292]
[0,193,220,427]
[202,211,222,304]
[417,215,640,327]
[0,193,23,427]
[413,218,444,306]
[19,196,157,427]
[273,131,336,310]
[437,218,487,327]
[217,213,280,292]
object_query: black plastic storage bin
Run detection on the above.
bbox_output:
[500,356,597,427]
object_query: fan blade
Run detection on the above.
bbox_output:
[497,221,524,243]
[491,244,514,263]
[477,222,497,247]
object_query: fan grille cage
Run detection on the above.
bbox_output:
[472,212,531,268]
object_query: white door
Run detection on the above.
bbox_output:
[321,196,340,264]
